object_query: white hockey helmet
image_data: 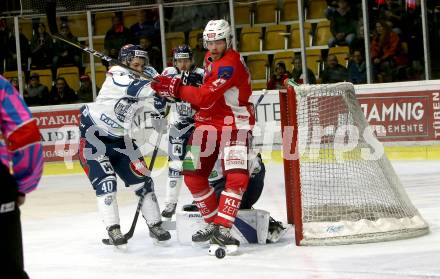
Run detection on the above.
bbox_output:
[202,19,232,49]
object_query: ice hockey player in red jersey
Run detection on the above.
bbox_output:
[152,19,255,254]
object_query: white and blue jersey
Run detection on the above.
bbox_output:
[153,66,204,126]
[84,65,157,138]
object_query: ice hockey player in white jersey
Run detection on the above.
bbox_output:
[78,44,170,248]
[151,44,204,219]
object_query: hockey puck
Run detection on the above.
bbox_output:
[215,248,226,259]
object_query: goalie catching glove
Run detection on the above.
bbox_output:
[151,75,181,99]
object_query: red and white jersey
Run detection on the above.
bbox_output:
[178,49,255,131]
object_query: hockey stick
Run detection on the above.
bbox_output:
[255,89,269,107]
[102,106,170,245]
[44,0,155,81]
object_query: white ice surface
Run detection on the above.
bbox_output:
[21,161,440,279]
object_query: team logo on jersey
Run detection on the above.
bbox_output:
[130,159,149,177]
[218,66,233,79]
[100,114,123,129]
[114,97,137,122]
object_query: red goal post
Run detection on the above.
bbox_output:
[279,81,429,246]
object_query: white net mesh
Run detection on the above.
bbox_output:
[290,82,429,245]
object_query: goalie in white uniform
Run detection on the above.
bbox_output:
[151,45,204,219]
[78,44,170,247]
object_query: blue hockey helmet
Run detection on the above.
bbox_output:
[173,44,193,62]
[118,44,149,65]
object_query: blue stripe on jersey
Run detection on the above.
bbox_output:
[234,216,258,243]
[111,76,130,88]
[127,79,150,97]
[2,93,26,124]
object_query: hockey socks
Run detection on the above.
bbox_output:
[214,191,243,228]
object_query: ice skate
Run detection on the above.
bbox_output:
[161,202,177,219]
[266,217,288,244]
[208,224,240,256]
[148,221,171,245]
[192,222,216,244]
[107,224,127,249]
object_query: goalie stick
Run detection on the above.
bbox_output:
[44,0,155,81]
[102,106,170,245]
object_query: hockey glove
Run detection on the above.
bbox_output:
[151,75,181,99]
[151,112,168,134]
[182,72,203,87]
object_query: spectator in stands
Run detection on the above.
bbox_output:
[52,23,82,79]
[77,75,98,103]
[378,0,403,34]
[31,23,53,70]
[326,0,358,49]
[9,77,19,90]
[104,16,130,69]
[370,20,407,82]
[192,33,206,68]
[325,0,339,18]
[139,35,162,72]
[0,19,28,73]
[50,77,77,105]
[347,50,366,84]
[267,62,290,90]
[129,9,160,45]
[25,73,49,106]
[290,55,317,84]
[402,6,423,72]
[320,54,348,83]
[4,27,30,72]
[0,19,10,73]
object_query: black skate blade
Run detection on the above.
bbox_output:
[102,238,127,250]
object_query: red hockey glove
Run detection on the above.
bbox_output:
[151,75,181,99]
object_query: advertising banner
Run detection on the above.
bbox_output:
[31,82,440,162]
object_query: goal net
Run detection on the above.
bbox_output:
[279,81,429,246]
